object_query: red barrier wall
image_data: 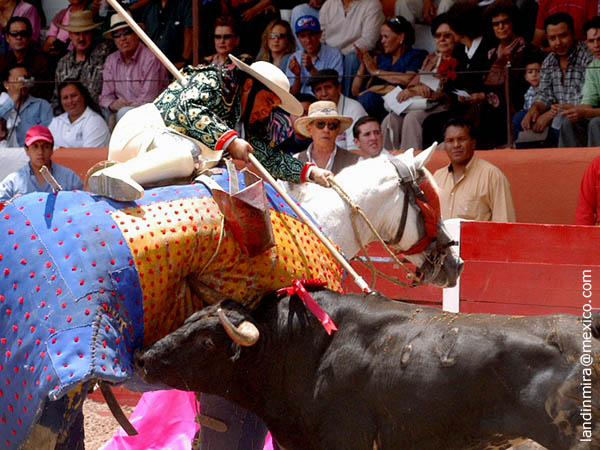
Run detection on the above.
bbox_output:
[53,146,600,225]
[345,245,443,305]
[52,147,108,181]
[346,222,600,316]
[459,221,599,315]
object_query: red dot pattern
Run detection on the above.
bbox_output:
[113,196,343,346]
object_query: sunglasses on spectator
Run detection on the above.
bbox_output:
[491,18,511,27]
[268,32,286,40]
[111,27,133,39]
[7,30,30,38]
[215,34,234,40]
[433,32,453,40]
[313,120,340,130]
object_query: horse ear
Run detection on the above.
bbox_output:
[414,142,437,170]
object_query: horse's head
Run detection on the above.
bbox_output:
[290,147,463,288]
[378,144,463,288]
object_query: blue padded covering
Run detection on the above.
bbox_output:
[0,172,321,448]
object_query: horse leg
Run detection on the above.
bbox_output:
[54,398,85,450]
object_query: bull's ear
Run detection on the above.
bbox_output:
[414,143,437,170]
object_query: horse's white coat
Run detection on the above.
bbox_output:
[291,145,436,266]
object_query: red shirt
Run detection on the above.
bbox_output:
[535,0,598,41]
[575,155,600,225]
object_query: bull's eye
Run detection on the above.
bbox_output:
[202,338,215,351]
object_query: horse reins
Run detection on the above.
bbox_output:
[327,177,423,289]
[327,157,454,290]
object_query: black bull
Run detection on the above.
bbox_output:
[136,290,600,450]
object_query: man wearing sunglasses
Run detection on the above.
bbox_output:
[0,16,53,101]
[53,10,112,114]
[294,100,360,174]
[98,13,169,122]
[308,68,367,150]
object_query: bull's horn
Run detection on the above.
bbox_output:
[217,308,259,346]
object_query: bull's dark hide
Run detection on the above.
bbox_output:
[137,290,600,450]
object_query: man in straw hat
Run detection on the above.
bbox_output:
[98,13,169,122]
[53,10,113,111]
[295,100,360,174]
[88,55,334,201]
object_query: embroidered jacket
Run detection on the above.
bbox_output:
[154,64,308,183]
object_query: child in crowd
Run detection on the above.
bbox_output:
[512,52,544,146]
[523,61,541,110]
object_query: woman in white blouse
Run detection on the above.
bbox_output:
[49,80,110,148]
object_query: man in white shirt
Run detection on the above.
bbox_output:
[352,116,391,158]
[309,69,367,150]
[394,0,456,25]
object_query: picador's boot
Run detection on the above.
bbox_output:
[88,131,200,201]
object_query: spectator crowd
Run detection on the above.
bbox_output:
[1,0,600,224]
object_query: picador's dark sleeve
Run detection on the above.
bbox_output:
[248,136,305,183]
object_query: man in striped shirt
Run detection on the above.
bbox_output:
[521,12,592,145]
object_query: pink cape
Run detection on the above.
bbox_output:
[101,390,274,450]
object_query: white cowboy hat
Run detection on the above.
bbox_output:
[294,101,353,137]
[229,54,303,116]
[58,10,103,33]
[103,13,144,39]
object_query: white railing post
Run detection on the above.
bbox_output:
[442,218,462,312]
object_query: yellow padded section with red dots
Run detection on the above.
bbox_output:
[112,196,343,345]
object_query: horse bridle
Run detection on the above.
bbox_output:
[328,156,457,288]
[384,157,428,250]
[373,158,457,287]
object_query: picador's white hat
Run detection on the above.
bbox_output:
[229,54,303,116]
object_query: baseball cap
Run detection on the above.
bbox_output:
[295,15,321,34]
[25,125,54,147]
